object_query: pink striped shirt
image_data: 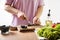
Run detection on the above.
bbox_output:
[5,0,44,26]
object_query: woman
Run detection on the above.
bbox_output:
[5,0,44,28]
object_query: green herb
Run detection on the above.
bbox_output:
[37,25,60,40]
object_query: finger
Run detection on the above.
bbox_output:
[37,19,40,24]
[24,15,27,20]
[33,20,37,24]
[19,15,27,20]
[33,19,39,24]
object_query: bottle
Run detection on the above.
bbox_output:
[46,9,52,27]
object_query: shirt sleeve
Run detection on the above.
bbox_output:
[38,0,44,6]
[5,0,14,6]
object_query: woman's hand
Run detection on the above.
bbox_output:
[17,11,27,20]
[33,17,40,25]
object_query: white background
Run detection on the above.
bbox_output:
[0,0,60,26]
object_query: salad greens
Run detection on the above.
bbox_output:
[37,24,60,40]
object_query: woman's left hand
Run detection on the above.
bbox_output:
[33,17,40,25]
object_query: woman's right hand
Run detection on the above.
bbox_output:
[17,11,27,20]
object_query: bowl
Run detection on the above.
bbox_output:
[35,28,48,40]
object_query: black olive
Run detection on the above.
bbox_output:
[21,26,27,28]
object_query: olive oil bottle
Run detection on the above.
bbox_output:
[46,9,52,27]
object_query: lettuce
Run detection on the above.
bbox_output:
[37,27,60,40]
